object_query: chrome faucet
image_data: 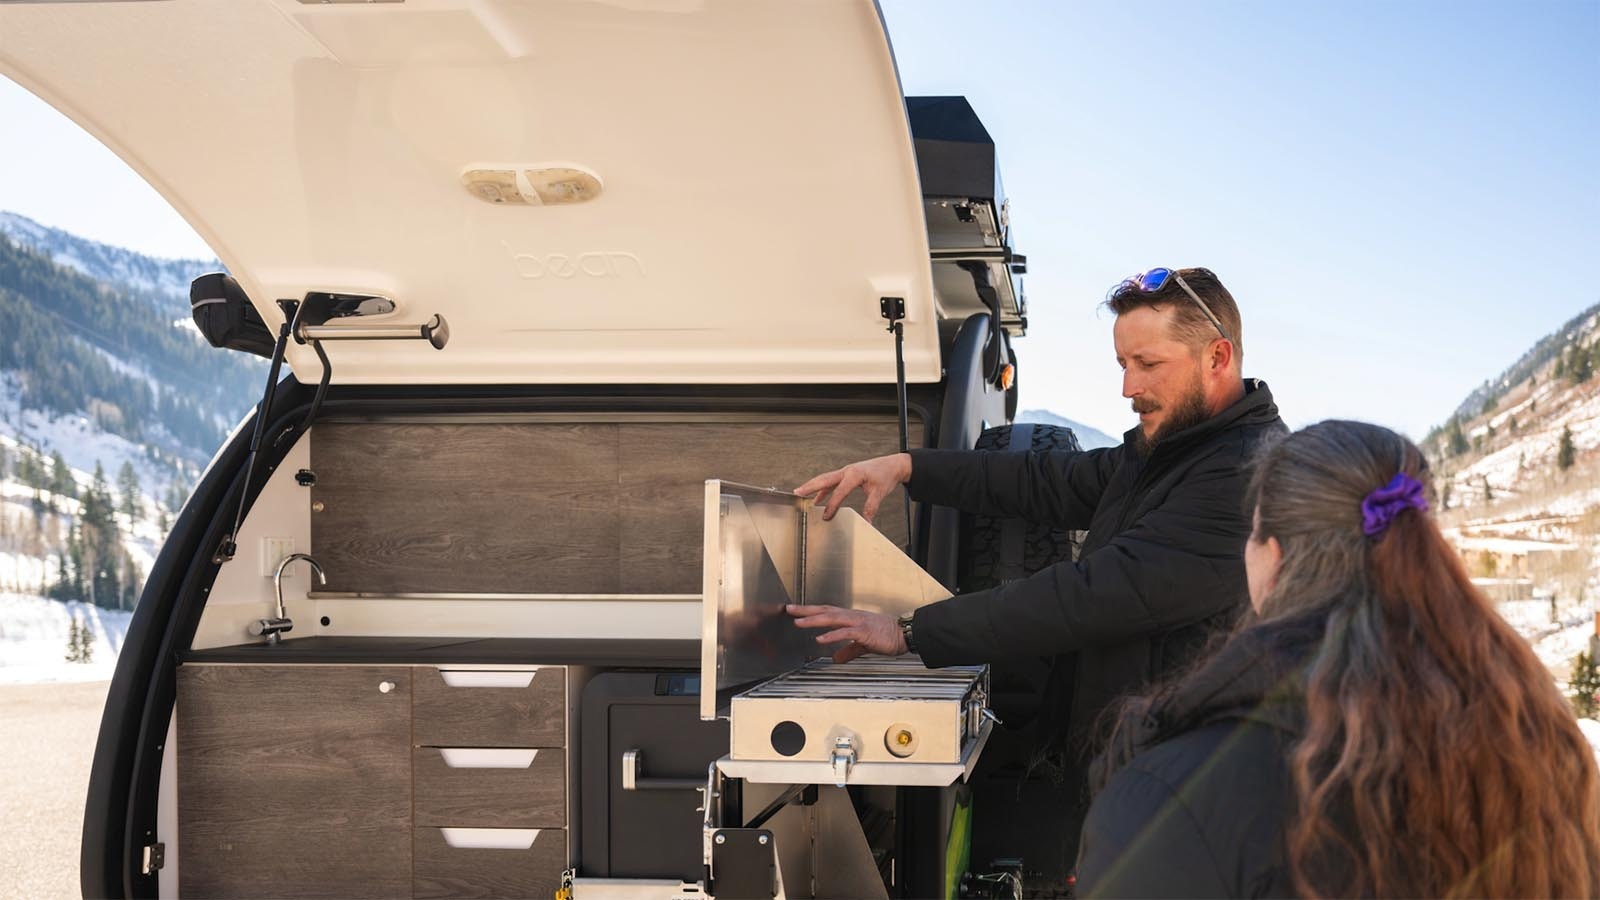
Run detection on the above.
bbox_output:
[249,553,326,644]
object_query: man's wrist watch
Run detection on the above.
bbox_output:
[897,613,918,655]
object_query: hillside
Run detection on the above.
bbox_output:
[1422,303,1600,692]
[0,214,262,680]
[0,211,214,316]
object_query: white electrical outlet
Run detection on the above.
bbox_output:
[261,537,296,577]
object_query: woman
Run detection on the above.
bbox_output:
[1075,420,1600,898]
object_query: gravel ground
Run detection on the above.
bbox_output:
[0,680,109,900]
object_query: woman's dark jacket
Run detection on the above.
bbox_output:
[906,379,1286,758]
[1074,616,1325,898]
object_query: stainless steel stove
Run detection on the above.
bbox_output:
[700,482,993,786]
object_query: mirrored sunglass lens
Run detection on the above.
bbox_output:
[1138,268,1171,292]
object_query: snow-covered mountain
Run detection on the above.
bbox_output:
[1017,408,1119,449]
[1425,301,1600,514]
[0,210,218,315]
[1420,300,1600,694]
[0,213,260,681]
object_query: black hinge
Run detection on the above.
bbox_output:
[141,842,165,874]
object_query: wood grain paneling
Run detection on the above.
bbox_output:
[312,418,919,595]
[413,748,565,828]
[413,828,566,900]
[412,667,566,748]
[617,422,915,592]
[313,423,621,594]
[177,665,412,899]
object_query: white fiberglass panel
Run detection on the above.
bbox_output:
[0,0,939,385]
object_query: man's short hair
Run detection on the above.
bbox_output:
[1106,267,1243,364]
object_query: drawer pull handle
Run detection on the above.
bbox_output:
[621,748,705,792]
[439,670,538,689]
[439,748,538,769]
[439,827,538,850]
[378,681,396,694]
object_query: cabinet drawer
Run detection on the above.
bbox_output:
[414,747,566,828]
[413,827,566,900]
[413,667,565,748]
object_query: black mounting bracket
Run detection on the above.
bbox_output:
[880,296,906,331]
[290,291,397,344]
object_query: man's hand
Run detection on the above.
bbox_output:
[793,452,913,522]
[786,604,908,663]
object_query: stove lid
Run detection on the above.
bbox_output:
[699,480,949,720]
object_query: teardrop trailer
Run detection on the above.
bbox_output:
[0,2,1085,896]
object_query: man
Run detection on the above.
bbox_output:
[788,267,1286,769]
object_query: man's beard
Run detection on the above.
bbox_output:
[1132,379,1211,456]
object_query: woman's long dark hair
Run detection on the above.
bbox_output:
[1106,420,1600,897]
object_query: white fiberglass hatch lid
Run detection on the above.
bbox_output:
[0,0,939,386]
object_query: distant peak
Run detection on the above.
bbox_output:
[1014,409,1120,449]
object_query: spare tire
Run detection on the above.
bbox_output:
[957,422,1083,594]
[955,422,1083,730]
[957,422,1089,892]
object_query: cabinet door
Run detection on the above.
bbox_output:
[178,665,412,899]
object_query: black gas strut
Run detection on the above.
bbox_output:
[880,296,913,548]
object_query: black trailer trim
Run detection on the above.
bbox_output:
[82,378,314,899]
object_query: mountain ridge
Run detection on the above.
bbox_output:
[0,210,218,317]
[1016,409,1119,449]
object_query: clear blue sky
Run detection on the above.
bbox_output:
[1,0,1596,440]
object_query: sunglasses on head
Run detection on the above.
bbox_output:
[1110,267,1233,344]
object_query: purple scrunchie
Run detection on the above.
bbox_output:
[1361,472,1429,537]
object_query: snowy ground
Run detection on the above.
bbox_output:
[0,594,131,684]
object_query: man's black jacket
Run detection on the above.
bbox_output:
[906,379,1286,759]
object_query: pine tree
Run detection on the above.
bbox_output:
[79,616,95,662]
[117,460,140,521]
[1559,425,1576,471]
[15,448,45,505]
[1571,649,1600,719]
[1572,347,1594,385]
[80,462,122,608]
[49,451,75,501]
[1446,418,1469,456]
[64,617,79,663]
[64,616,94,664]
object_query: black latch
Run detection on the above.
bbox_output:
[295,469,317,487]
